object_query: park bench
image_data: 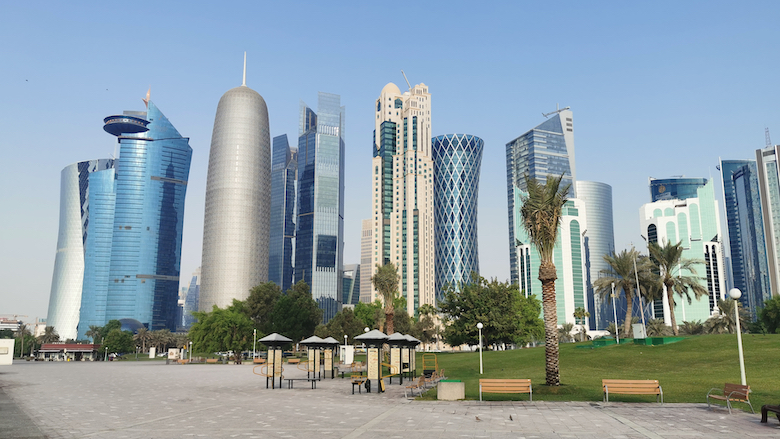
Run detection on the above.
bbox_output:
[287,358,300,364]
[351,374,367,394]
[206,359,218,364]
[706,383,754,414]
[761,405,780,424]
[602,379,662,403]
[405,376,426,398]
[253,358,265,364]
[479,379,532,402]
[284,377,317,389]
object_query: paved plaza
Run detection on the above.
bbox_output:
[1,361,778,439]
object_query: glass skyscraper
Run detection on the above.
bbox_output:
[342,264,360,306]
[294,93,345,322]
[432,134,483,299]
[722,159,771,317]
[268,134,297,293]
[182,267,200,330]
[506,109,575,284]
[755,146,780,300]
[47,159,114,340]
[77,99,192,337]
[649,177,709,202]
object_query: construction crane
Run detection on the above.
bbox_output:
[542,104,571,118]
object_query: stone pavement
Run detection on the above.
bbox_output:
[1,360,778,438]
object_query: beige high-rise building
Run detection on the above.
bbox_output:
[370,82,435,316]
[359,219,373,303]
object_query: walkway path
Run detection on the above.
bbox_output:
[1,361,777,438]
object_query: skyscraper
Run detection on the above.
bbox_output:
[432,134,483,298]
[722,159,772,316]
[755,146,780,299]
[370,82,435,316]
[293,93,345,322]
[575,181,615,330]
[359,219,373,303]
[47,159,114,340]
[182,267,200,330]
[77,97,192,337]
[639,178,726,322]
[201,57,271,311]
[342,264,360,306]
[506,108,575,284]
[268,134,297,293]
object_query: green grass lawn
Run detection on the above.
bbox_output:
[414,334,780,409]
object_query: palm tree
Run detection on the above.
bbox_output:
[645,319,672,336]
[648,241,708,336]
[519,174,569,386]
[593,248,656,336]
[573,307,590,341]
[85,325,102,344]
[37,326,60,344]
[678,320,704,335]
[558,322,575,343]
[372,263,399,335]
[134,327,152,352]
[705,299,749,334]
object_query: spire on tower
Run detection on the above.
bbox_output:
[242,52,246,87]
[143,87,150,107]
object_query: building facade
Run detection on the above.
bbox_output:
[182,267,200,329]
[721,159,771,316]
[639,178,726,323]
[359,219,373,303]
[268,134,298,293]
[77,99,192,337]
[47,159,114,341]
[649,177,709,202]
[755,146,780,299]
[370,82,435,316]
[342,264,361,306]
[575,181,615,331]
[506,109,576,285]
[201,65,271,311]
[432,134,483,298]
[293,93,345,322]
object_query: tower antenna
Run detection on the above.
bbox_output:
[542,105,570,118]
[242,52,247,86]
[766,127,772,148]
[142,87,150,108]
[401,70,412,90]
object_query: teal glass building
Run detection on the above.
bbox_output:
[268,134,297,293]
[432,134,483,299]
[78,100,192,337]
[293,93,345,322]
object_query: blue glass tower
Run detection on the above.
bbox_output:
[649,177,708,202]
[721,159,771,317]
[182,268,200,330]
[269,134,297,293]
[79,100,192,335]
[432,134,483,299]
[294,93,345,322]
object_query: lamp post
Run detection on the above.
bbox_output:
[728,288,747,386]
[477,322,483,374]
[611,282,619,345]
[189,341,193,363]
[104,346,108,362]
[253,328,256,359]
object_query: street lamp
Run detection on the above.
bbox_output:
[189,341,193,363]
[611,282,619,345]
[253,328,256,359]
[104,346,108,362]
[477,322,483,375]
[728,288,747,386]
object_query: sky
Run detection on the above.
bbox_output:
[2,1,780,322]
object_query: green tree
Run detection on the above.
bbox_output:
[645,318,672,336]
[372,263,400,334]
[102,329,134,354]
[439,273,540,347]
[759,296,780,334]
[678,320,704,335]
[314,307,367,343]
[354,301,382,330]
[0,329,14,339]
[270,281,322,342]
[704,299,750,334]
[519,174,570,386]
[573,307,590,341]
[245,282,282,333]
[558,322,574,343]
[134,327,152,352]
[189,299,254,364]
[649,241,708,336]
[413,304,439,348]
[37,326,60,344]
[593,248,656,336]
[85,325,103,344]
[517,294,544,346]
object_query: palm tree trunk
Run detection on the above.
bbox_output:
[666,282,678,336]
[385,310,394,335]
[623,293,634,336]
[540,269,560,386]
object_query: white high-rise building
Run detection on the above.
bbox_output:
[370,82,435,316]
[359,219,373,303]
[200,56,271,310]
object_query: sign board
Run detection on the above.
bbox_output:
[367,348,379,379]
[0,339,14,366]
[167,348,180,360]
[401,348,410,372]
[342,345,354,365]
[273,348,283,376]
[390,347,400,374]
[314,349,321,373]
[149,347,156,359]
[308,348,315,372]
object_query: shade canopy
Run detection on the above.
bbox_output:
[258,333,292,348]
[300,335,325,346]
[321,337,340,345]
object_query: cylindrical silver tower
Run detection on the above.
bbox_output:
[201,79,271,310]
[432,134,483,300]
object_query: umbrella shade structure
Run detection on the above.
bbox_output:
[386,333,407,384]
[257,333,292,389]
[300,335,325,379]
[321,337,340,379]
[354,330,388,393]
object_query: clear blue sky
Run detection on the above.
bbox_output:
[2,1,779,321]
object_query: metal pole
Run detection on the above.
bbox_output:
[633,253,647,331]
[253,329,256,359]
[477,322,483,375]
[611,282,619,345]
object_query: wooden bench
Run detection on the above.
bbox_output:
[707,383,754,414]
[761,405,780,424]
[479,379,532,402]
[206,358,218,364]
[287,358,300,364]
[284,378,317,389]
[253,358,265,364]
[351,374,367,394]
[602,379,662,403]
[405,376,426,398]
